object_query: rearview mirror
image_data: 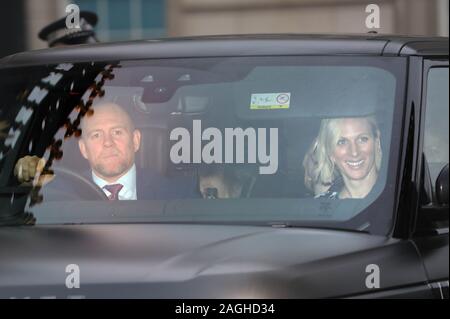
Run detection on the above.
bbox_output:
[436,164,449,206]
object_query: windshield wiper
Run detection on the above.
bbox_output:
[268,222,370,234]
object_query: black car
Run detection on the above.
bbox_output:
[0,34,448,299]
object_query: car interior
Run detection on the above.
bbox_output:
[23,60,394,203]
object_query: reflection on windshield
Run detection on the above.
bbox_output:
[0,62,119,224]
[0,56,403,234]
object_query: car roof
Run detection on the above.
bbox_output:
[1,34,448,68]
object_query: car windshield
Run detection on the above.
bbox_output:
[0,56,406,234]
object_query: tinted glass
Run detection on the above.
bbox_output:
[0,56,406,234]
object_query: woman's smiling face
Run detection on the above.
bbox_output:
[330,118,379,182]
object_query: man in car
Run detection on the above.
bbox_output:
[15,102,198,200]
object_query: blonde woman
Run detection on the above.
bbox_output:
[304,116,382,199]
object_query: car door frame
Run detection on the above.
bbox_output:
[412,57,449,299]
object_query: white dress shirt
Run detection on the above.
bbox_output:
[91,164,137,200]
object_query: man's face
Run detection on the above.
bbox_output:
[78,103,141,182]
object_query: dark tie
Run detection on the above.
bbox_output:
[103,183,123,200]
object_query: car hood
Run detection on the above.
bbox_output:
[0,224,426,298]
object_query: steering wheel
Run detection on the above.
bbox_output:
[41,166,108,201]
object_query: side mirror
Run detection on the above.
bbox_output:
[436,164,449,206]
[415,163,448,236]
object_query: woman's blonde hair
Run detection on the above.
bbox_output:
[305,116,382,191]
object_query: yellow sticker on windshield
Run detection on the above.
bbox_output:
[250,93,290,110]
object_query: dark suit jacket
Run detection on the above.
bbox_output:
[135,168,200,200]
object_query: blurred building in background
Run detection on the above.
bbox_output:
[0,0,448,57]
[168,0,449,37]
[25,0,166,50]
[0,2,27,57]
